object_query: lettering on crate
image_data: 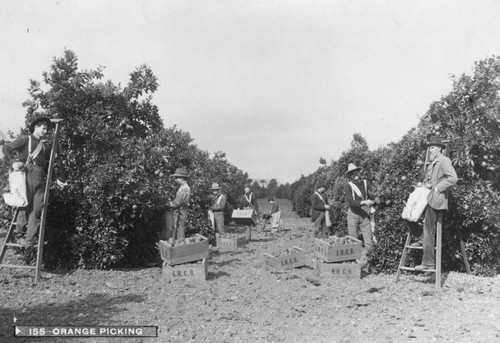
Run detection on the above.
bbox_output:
[280,257,299,266]
[173,269,195,277]
[331,268,352,275]
[336,248,355,256]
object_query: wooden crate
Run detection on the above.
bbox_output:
[162,259,207,282]
[159,234,209,266]
[263,246,306,270]
[231,209,257,226]
[315,260,361,279]
[314,235,362,263]
[216,233,247,251]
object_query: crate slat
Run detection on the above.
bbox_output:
[159,234,209,266]
[231,209,257,226]
[315,260,361,279]
[162,259,207,282]
[216,234,247,251]
[314,235,362,263]
[263,246,306,270]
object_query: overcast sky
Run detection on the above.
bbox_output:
[1,0,500,183]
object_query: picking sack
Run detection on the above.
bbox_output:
[3,170,28,207]
[401,186,430,222]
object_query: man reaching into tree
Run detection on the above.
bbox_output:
[167,168,191,240]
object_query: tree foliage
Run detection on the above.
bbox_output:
[289,57,500,275]
[0,50,248,269]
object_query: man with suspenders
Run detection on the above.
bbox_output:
[344,163,376,252]
[310,181,331,238]
[2,117,52,247]
[208,182,227,234]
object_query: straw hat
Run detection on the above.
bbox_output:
[345,163,362,176]
[172,168,190,178]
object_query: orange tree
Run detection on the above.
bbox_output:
[0,50,248,269]
[289,57,500,275]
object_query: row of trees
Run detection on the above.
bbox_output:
[0,50,249,269]
[289,57,500,276]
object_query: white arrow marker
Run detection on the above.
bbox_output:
[15,327,20,336]
[13,316,17,323]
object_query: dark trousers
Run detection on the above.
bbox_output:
[313,212,328,238]
[409,206,443,267]
[422,206,444,267]
[17,165,46,242]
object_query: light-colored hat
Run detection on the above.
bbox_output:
[211,183,221,190]
[345,163,362,176]
[172,168,190,178]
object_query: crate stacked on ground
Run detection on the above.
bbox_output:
[263,246,306,271]
[159,234,209,282]
[216,232,247,251]
[314,235,362,279]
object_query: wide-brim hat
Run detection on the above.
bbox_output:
[211,182,221,190]
[172,168,190,178]
[244,183,251,188]
[267,196,274,201]
[345,163,362,176]
[426,135,447,149]
[29,117,52,133]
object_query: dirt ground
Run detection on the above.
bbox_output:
[1,198,500,343]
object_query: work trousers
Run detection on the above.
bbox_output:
[347,208,373,251]
[313,212,328,238]
[213,211,225,234]
[17,165,46,242]
[422,206,444,267]
[173,209,188,240]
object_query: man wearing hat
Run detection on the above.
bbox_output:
[208,182,226,234]
[344,163,375,251]
[239,183,259,216]
[167,167,191,240]
[311,181,330,238]
[414,136,457,271]
[2,116,52,247]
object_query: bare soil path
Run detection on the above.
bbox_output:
[1,198,499,342]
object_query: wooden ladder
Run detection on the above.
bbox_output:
[395,212,471,288]
[0,119,62,283]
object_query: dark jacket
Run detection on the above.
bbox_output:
[311,191,328,222]
[344,179,372,219]
[2,134,51,167]
[240,192,259,212]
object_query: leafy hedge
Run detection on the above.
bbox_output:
[0,50,248,269]
[290,57,500,275]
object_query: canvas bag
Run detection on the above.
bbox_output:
[401,186,431,222]
[2,136,44,207]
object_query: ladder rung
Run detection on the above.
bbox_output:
[4,243,38,248]
[399,266,416,271]
[5,243,23,247]
[405,245,423,250]
[0,264,36,270]
[399,266,436,273]
[404,245,437,250]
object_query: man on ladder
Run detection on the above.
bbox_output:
[2,117,53,247]
[413,135,458,271]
